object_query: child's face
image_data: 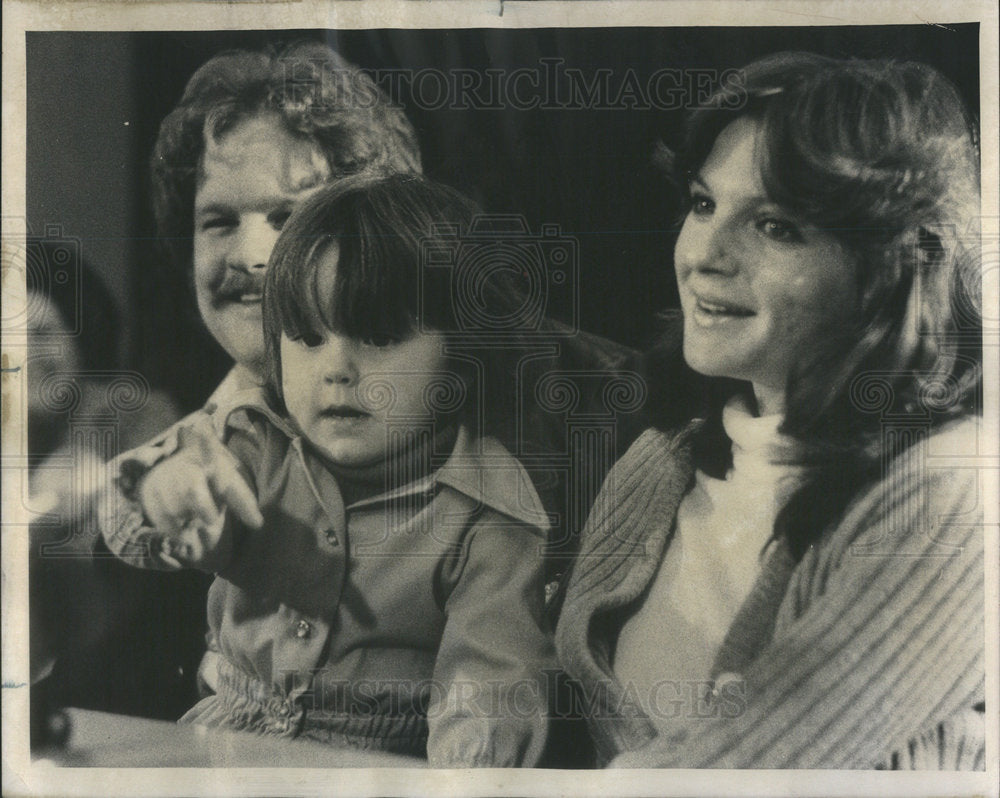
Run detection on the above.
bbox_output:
[280,243,449,467]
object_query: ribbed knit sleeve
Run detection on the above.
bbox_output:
[555,425,697,763]
[611,421,986,769]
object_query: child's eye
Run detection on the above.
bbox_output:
[361,333,400,349]
[757,217,803,243]
[688,192,714,216]
[289,331,325,348]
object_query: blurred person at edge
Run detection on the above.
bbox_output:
[554,52,985,769]
[84,43,420,720]
[27,246,185,736]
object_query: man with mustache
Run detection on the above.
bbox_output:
[98,42,637,757]
[91,43,421,705]
[108,42,421,537]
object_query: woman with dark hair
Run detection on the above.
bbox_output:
[555,52,985,769]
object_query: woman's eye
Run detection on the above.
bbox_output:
[689,193,714,216]
[758,217,803,243]
[200,216,235,232]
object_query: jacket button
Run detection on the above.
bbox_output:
[324,529,339,546]
[295,620,312,639]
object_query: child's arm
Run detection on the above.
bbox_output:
[101,422,262,571]
[427,519,556,768]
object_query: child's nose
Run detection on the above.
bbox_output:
[322,338,358,386]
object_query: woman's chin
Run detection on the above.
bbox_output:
[681,345,739,381]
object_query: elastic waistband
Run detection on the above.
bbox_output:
[182,656,428,756]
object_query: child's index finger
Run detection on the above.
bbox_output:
[188,476,223,529]
[176,423,218,465]
[217,469,263,529]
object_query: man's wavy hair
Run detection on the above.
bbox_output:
[649,52,982,558]
[150,42,422,274]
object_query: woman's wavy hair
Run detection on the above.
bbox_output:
[649,52,982,558]
[263,173,539,442]
[150,42,422,275]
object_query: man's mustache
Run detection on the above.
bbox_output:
[209,270,265,306]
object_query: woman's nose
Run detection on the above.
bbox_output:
[226,216,280,273]
[675,216,738,276]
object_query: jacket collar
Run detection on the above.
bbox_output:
[328,424,550,533]
[220,386,549,534]
[434,424,550,531]
[205,366,272,436]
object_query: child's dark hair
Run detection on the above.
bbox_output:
[263,173,536,438]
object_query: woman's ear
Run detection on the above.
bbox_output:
[900,225,955,370]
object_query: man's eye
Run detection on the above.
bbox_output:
[269,210,293,231]
[758,217,803,243]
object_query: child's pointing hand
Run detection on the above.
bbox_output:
[138,425,263,570]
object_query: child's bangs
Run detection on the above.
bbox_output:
[274,232,421,345]
[269,236,331,341]
[319,215,423,343]
[266,175,488,356]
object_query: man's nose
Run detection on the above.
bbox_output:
[226,216,280,273]
[322,336,359,386]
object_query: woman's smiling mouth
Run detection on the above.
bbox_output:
[690,294,756,326]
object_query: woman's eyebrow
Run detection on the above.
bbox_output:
[688,172,771,207]
[688,173,709,192]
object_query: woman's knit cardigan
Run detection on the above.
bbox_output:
[554,419,986,769]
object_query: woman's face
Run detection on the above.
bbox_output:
[673,116,858,414]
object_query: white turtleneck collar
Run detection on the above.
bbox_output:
[722,392,803,491]
[613,394,810,716]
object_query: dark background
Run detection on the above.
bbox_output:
[27,25,980,414]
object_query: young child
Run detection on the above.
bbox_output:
[103,175,556,767]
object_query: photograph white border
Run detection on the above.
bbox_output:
[3,2,997,796]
